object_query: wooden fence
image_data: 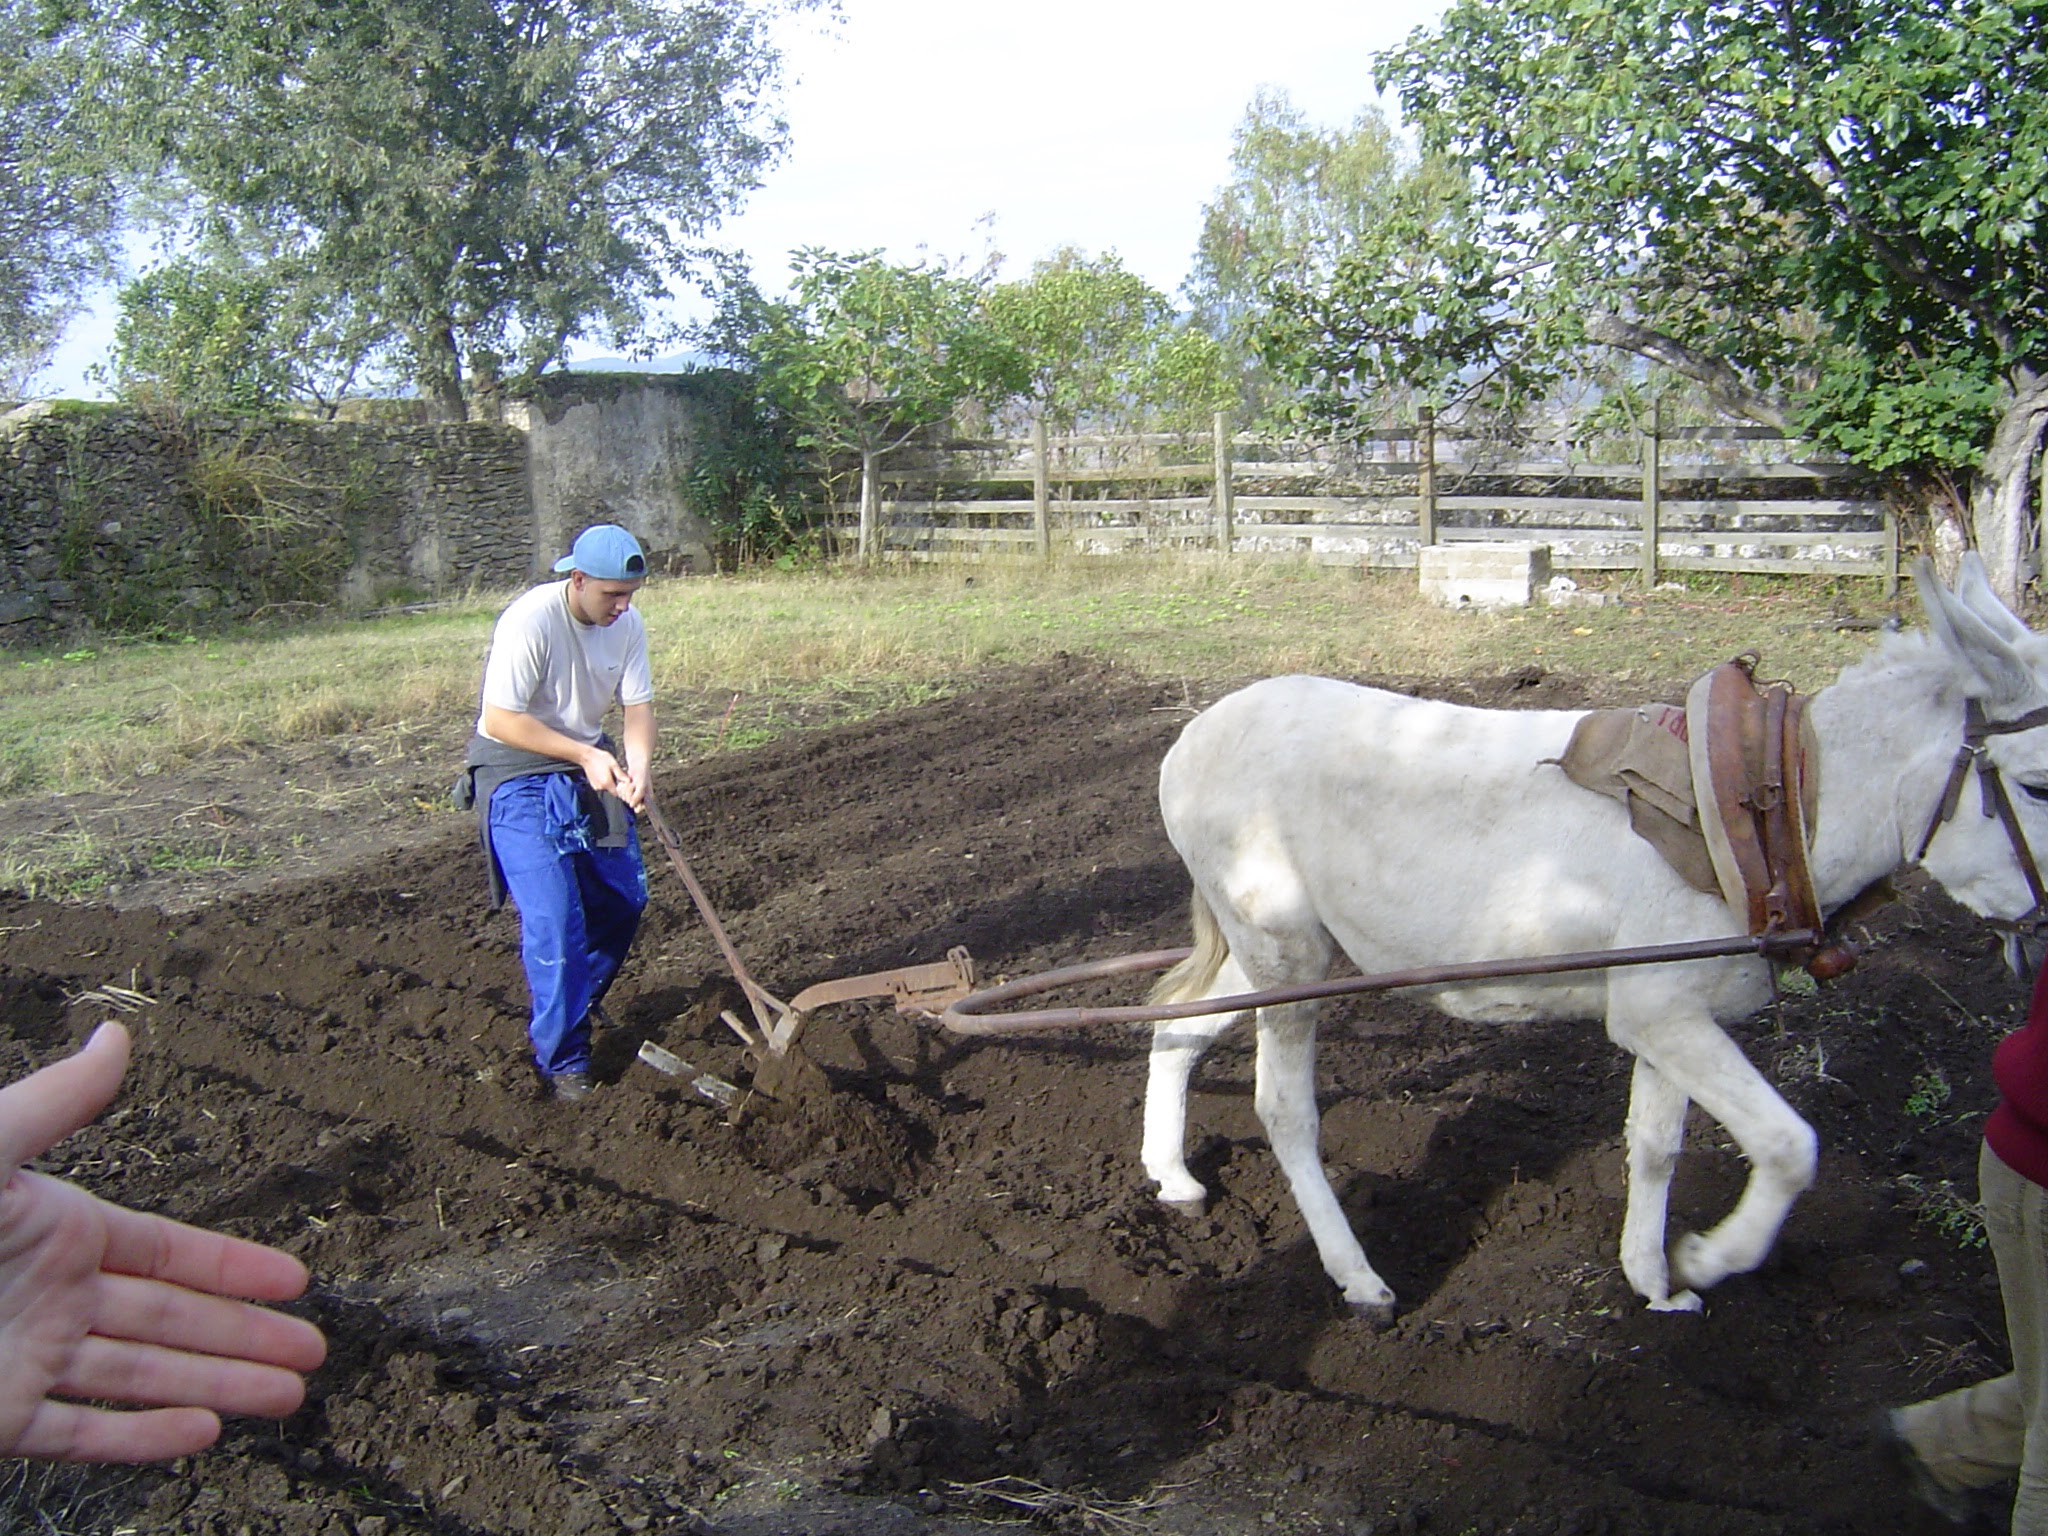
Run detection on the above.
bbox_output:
[831,410,1900,590]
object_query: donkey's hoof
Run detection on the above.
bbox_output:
[1348,1298,1399,1331]
[1647,1289,1703,1314]
[1163,1195,1208,1218]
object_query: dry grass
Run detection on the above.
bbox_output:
[0,555,1902,800]
[640,555,1894,697]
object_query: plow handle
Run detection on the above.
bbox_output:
[644,799,788,1041]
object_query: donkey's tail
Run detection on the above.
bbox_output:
[1148,888,1230,1006]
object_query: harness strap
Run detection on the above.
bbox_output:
[1915,697,2048,937]
[1689,656,1828,955]
[1913,744,1979,862]
[1756,683,1820,937]
[1983,766,2048,916]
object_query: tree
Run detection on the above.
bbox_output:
[0,0,121,393]
[73,0,797,418]
[107,254,377,414]
[986,247,1227,440]
[1362,0,2048,598]
[987,248,1167,437]
[712,250,1030,559]
[1186,91,1459,426]
[1139,325,1233,441]
[1250,153,1523,437]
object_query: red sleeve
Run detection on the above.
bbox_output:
[1984,965,2048,1187]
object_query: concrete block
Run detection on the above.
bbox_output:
[1419,543,1552,609]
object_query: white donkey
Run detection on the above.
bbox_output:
[1146,555,2048,1319]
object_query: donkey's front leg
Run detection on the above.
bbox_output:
[1619,1056,1698,1311]
[1623,1011,1818,1299]
[1666,1068,1817,1294]
[1255,1001,1397,1324]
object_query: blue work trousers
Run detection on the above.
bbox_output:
[488,774,648,1077]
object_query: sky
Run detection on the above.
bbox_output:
[32,0,1451,396]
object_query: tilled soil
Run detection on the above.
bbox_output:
[0,655,2023,1535]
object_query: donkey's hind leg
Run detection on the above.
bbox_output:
[1141,955,1250,1211]
[1256,997,1398,1323]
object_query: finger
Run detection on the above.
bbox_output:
[10,1400,223,1464]
[0,1023,130,1172]
[86,1271,327,1372]
[55,1332,310,1420]
[94,1197,313,1303]
[91,1270,328,1369]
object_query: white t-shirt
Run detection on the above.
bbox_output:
[476,580,653,746]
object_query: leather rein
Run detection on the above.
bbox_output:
[1914,697,2048,939]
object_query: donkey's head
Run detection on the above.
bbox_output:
[1912,554,2048,939]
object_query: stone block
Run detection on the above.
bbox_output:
[0,590,50,625]
[1418,542,1552,609]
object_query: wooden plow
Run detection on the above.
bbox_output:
[643,801,977,1110]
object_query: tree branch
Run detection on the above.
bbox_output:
[1582,313,1791,429]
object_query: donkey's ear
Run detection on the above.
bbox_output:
[1952,552,2032,644]
[1920,556,2040,705]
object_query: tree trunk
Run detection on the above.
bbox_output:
[1970,374,2048,605]
[1926,495,1969,586]
[412,319,468,423]
[858,451,879,561]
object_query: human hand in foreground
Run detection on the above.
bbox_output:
[0,1022,327,1461]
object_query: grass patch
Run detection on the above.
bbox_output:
[1895,1173,1990,1250]
[0,829,268,900]
[636,556,1891,700]
[0,830,124,899]
[0,556,1900,800]
[0,601,497,797]
[146,840,267,876]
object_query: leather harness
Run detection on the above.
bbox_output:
[1913,696,2048,942]
[1685,655,1857,979]
[1571,654,2048,979]
[1556,655,2039,978]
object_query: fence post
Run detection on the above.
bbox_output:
[1212,411,1235,555]
[1640,399,1662,586]
[1418,405,1437,547]
[1031,417,1052,561]
[1884,505,1900,599]
[859,454,879,563]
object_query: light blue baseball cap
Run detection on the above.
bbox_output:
[553,524,647,580]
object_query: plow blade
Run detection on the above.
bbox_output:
[634,1040,743,1107]
[764,947,977,1056]
[786,947,977,1023]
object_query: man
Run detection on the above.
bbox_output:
[1886,956,2048,1532]
[460,523,656,1102]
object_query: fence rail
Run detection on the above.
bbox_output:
[831,411,1899,590]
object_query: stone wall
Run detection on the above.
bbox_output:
[0,402,531,642]
[0,373,732,646]
[510,371,726,575]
